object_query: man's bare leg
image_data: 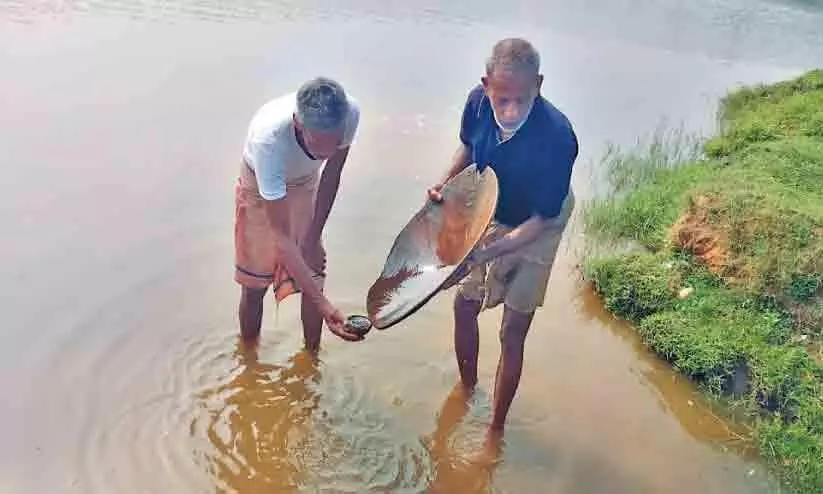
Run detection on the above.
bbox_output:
[490,306,534,431]
[239,286,267,343]
[301,294,323,354]
[454,294,482,390]
[468,306,535,464]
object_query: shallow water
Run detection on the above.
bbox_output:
[2,1,823,492]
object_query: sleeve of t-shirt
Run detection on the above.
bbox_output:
[338,100,361,149]
[246,139,287,201]
[459,85,483,146]
[534,126,579,218]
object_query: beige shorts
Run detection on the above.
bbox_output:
[456,191,574,314]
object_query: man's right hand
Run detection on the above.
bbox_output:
[319,302,364,342]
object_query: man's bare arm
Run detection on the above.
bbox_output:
[471,214,565,264]
[262,199,364,341]
[304,146,348,246]
[263,199,329,309]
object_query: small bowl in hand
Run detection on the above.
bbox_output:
[345,315,373,337]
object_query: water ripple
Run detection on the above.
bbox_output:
[81,330,433,493]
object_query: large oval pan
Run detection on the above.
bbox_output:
[366,164,499,330]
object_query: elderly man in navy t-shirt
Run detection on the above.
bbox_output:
[428,38,578,455]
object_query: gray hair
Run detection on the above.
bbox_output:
[296,77,350,132]
[485,38,540,76]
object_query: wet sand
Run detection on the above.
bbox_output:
[2,1,822,492]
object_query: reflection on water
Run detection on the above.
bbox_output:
[192,341,507,493]
[193,346,321,492]
[191,340,516,493]
[423,385,497,494]
[77,329,437,493]
[189,341,435,493]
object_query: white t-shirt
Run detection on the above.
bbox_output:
[242,92,360,200]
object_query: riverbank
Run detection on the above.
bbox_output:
[581,69,823,493]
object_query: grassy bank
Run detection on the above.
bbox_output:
[581,70,823,493]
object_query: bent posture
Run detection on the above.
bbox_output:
[235,77,364,350]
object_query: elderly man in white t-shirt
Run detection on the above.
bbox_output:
[234,77,363,350]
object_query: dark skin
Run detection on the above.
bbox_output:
[239,117,363,351]
[427,67,565,457]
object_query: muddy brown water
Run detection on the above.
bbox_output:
[2,1,823,492]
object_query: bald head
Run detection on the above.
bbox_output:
[485,38,541,78]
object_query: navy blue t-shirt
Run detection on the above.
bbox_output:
[459,85,578,227]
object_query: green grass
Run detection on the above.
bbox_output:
[582,69,823,493]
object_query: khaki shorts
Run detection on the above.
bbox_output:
[457,191,574,314]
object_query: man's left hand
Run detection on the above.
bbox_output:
[466,248,493,266]
[441,248,489,291]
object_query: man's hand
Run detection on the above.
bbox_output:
[440,248,487,291]
[427,183,445,203]
[465,248,492,266]
[428,143,472,203]
[301,238,327,275]
[305,147,346,255]
[319,302,364,342]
